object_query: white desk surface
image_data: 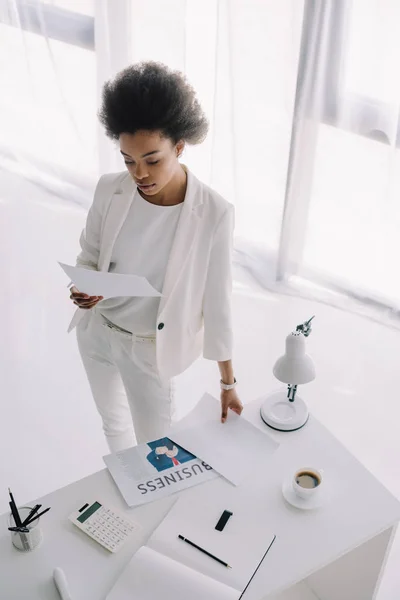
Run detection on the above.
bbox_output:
[1,396,400,600]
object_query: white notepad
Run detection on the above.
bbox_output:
[106,486,276,600]
[107,546,238,600]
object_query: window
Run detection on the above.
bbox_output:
[283,0,400,310]
[0,1,97,191]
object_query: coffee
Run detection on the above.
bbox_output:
[295,471,321,489]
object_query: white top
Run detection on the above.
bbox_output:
[99,191,183,334]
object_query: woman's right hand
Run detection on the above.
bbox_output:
[70,286,103,310]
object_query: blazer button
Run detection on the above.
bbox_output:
[158,322,164,330]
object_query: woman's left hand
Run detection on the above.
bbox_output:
[220,389,243,423]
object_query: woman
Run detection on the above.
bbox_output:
[69,61,242,452]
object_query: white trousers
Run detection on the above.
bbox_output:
[76,311,175,453]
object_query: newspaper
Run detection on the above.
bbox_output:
[103,436,219,507]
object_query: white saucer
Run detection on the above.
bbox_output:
[282,477,327,510]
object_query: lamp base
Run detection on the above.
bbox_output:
[260,390,309,432]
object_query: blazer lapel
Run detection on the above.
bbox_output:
[158,168,204,315]
[98,173,135,272]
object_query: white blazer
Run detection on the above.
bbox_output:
[68,167,234,380]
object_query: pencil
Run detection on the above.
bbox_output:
[178,534,231,568]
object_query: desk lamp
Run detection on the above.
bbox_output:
[260,316,316,432]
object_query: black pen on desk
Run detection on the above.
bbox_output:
[21,504,42,528]
[24,506,51,526]
[8,488,22,527]
[178,535,231,569]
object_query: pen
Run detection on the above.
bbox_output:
[9,501,23,530]
[21,504,42,527]
[178,534,231,568]
[24,506,51,526]
[8,491,30,551]
[8,488,22,527]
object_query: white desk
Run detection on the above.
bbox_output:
[1,396,400,600]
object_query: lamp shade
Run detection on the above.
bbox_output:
[273,332,316,385]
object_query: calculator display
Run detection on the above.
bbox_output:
[77,502,102,523]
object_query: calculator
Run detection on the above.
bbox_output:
[69,501,140,553]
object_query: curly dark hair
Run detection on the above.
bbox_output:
[98,61,209,145]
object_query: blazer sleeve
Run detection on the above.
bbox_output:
[202,204,235,361]
[75,174,108,271]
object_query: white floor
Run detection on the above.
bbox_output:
[1,172,400,598]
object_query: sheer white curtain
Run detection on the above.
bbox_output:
[2,0,400,326]
[0,0,98,204]
[277,0,400,326]
[0,0,301,227]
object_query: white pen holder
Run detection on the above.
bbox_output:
[8,506,43,552]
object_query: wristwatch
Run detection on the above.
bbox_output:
[220,378,237,391]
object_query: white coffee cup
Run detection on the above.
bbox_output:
[292,467,323,500]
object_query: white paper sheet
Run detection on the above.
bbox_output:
[59,262,161,298]
[106,546,238,600]
[169,393,279,485]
